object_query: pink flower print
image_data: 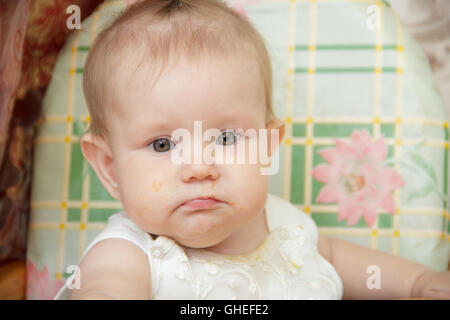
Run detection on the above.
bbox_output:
[311,130,405,227]
[26,259,65,300]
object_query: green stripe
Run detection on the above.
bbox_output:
[311,213,367,228]
[88,208,118,223]
[381,0,391,7]
[312,212,392,228]
[378,214,393,229]
[69,143,83,201]
[290,145,305,205]
[314,123,372,138]
[312,145,331,206]
[76,68,83,73]
[292,123,306,137]
[89,166,115,201]
[67,208,81,222]
[295,67,397,73]
[296,44,398,50]
[77,46,89,52]
[381,124,395,138]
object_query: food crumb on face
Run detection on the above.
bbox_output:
[152,181,163,192]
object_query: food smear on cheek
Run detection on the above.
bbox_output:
[229,201,244,213]
[209,180,217,189]
[152,181,163,192]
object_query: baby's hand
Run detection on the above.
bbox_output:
[412,270,450,300]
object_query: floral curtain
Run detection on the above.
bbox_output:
[0,0,102,299]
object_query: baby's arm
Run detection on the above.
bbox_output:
[318,235,450,299]
[70,238,151,300]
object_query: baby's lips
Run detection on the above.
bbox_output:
[183,198,221,210]
[177,196,224,210]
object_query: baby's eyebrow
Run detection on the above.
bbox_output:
[125,119,171,139]
[128,108,261,136]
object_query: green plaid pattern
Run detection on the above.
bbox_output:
[26,0,449,295]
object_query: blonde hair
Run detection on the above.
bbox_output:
[83,0,275,138]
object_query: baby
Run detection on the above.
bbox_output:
[55,0,449,300]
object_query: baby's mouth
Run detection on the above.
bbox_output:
[178,196,224,211]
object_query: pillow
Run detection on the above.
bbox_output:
[26,0,449,299]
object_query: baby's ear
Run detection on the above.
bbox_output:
[80,132,121,201]
[265,117,285,151]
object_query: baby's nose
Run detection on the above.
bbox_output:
[181,163,219,182]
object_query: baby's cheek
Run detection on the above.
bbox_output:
[226,164,269,213]
[122,178,171,232]
[117,157,167,207]
[236,163,269,188]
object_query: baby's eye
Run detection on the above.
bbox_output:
[148,137,175,152]
[216,130,242,146]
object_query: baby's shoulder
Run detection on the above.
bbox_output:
[266,194,319,242]
[72,237,152,299]
[57,213,153,299]
[81,211,152,261]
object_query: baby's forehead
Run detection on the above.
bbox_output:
[107,79,267,141]
[111,50,266,112]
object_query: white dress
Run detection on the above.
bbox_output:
[54,193,343,300]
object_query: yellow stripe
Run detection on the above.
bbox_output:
[30,222,107,230]
[34,136,80,143]
[79,162,90,260]
[33,201,448,216]
[392,9,404,257]
[288,137,448,147]
[319,228,445,238]
[32,201,122,209]
[369,0,384,250]
[57,31,80,280]
[303,0,317,213]
[29,222,445,240]
[38,115,449,128]
[296,205,446,216]
[38,135,450,148]
[283,0,297,200]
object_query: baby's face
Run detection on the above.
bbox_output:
[105,55,273,249]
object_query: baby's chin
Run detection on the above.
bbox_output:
[171,230,233,250]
